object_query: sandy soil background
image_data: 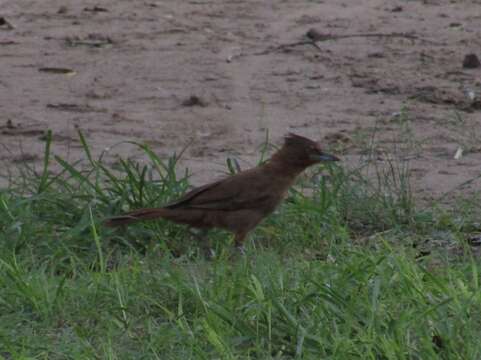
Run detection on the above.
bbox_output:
[1,0,480,200]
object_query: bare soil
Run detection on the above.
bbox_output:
[1,0,481,200]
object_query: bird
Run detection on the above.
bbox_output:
[105,133,340,248]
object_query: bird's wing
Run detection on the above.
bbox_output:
[164,180,224,209]
[164,171,273,211]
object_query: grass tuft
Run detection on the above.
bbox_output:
[0,129,480,358]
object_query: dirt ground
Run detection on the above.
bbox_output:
[1,0,480,200]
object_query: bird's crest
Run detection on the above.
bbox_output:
[284,133,317,147]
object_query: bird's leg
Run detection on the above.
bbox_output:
[234,231,248,255]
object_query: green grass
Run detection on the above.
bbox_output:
[0,130,481,359]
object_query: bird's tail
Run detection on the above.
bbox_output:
[104,208,168,227]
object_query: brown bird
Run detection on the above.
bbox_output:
[105,133,339,248]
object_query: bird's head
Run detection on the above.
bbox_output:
[279,133,340,167]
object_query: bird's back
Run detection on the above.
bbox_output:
[166,165,295,213]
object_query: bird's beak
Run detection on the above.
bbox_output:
[310,152,340,162]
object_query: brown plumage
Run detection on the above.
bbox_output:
[105,133,339,247]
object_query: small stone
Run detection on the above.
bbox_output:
[449,22,462,28]
[181,95,208,107]
[305,28,329,41]
[83,6,109,12]
[454,147,463,160]
[368,52,384,58]
[463,53,480,69]
[0,16,14,29]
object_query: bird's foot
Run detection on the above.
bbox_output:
[235,245,246,256]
